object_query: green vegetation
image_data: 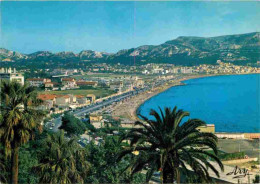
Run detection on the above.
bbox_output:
[253,175,260,184]
[0,83,224,184]
[24,70,51,80]
[34,130,89,183]
[59,113,87,136]
[119,107,223,183]
[85,136,145,183]
[206,150,246,161]
[220,152,245,161]
[41,88,115,98]
[50,113,61,119]
[18,144,39,183]
[0,81,46,184]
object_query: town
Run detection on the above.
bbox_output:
[1,61,259,114]
[1,61,259,132]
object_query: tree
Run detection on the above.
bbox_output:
[0,144,8,183]
[119,106,224,183]
[18,144,39,183]
[0,81,45,184]
[253,175,260,184]
[85,135,145,183]
[59,113,87,136]
[34,130,90,184]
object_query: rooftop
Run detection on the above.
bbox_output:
[62,78,75,82]
[38,94,56,100]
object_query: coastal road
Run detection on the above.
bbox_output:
[49,90,143,132]
[47,77,173,132]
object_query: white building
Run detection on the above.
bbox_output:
[27,78,51,87]
[0,68,24,85]
[180,67,193,74]
[61,78,77,89]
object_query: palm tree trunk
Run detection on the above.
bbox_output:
[11,146,19,184]
[175,169,180,184]
[162,163,174,183]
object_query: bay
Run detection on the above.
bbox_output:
[138,74,260,133]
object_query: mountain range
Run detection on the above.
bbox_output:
[1,32,259,65]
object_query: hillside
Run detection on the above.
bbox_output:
[0,32,259,65]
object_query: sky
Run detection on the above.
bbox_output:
[0,1,259,54]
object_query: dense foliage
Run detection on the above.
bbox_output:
[0,82,227,184]
[0,81,46,184]
[253,175,260,184]
[0,130,146,184]
[85,136,145,183]
[119,107,224,183]
[59,113,87,136]
[34,130,89,183]
[219,152,246,161]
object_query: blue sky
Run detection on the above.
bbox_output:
[0,1,259,54]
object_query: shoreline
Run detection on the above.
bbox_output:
[135,74,216,119]
[112,74,218,121]
[112,73,259,125]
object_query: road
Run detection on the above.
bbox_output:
[48,89,146,132]
[45,77,175,132]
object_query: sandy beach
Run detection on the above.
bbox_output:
[112,74,216,121]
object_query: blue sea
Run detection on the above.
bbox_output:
[138,74,260,133]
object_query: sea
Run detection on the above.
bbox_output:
[138,74,260,133]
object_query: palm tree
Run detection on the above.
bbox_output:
[119,106,224,183]
[0,81,45,184]
[34,130,90,184]
[0,156,7,183]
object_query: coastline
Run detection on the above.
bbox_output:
[112,73,259,122]
[112,74,217,121]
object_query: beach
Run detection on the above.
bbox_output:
[112,74,216,121]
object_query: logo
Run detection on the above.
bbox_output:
[226,166,252,179]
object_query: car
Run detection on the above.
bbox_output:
[49,127,53,130]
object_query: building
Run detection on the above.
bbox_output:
[86,94,96,103]
[215,133,245,139]
[89,114,103,128]
[44,82,59,90]
[76,81,98,87]
[61,78,77,88]
[89,114,103,122]
[76,95,90,105]
[68,94,77,104]
[0,68,24,85]
[244,133,260,139]
[134,79,144,88]
[110,81,123,91]
[197,124,215,133]
[27,78,51,87]
[44,82,54,88]
[91,121,104,129]
[38,94,57,110]
[55,95,70,106]
[180,67,193,74]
